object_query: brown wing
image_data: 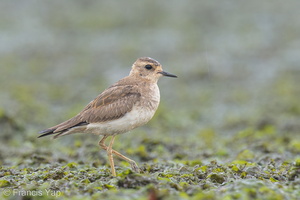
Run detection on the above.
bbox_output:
[44,84,141,134]
[80,84,141,123]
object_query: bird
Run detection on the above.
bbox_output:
[38,57,177,176]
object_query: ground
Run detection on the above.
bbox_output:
[0,1,300,200]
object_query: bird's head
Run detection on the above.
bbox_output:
[130,57,177,82]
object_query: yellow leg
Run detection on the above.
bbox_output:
[108,136,116,176]
[98,136,140,175]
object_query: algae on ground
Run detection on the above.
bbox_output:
[1,1,300,200]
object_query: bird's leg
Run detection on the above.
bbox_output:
[107,136,116,176]
[98,136,140,174]
[99,135,116,176]
[110,149,140,173]
[98,135,109,149]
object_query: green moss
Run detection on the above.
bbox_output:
[289,140,300,153]
[236,149,255,160]
[179,181,189,188]
[157,177,171,182]
[184,160,203,167]
[212,168,225,173]
[231,160,255,166]
[269,177,278,182]
[191,191,217,200]
[159,173,174,178]
[295,158,300,167]
[198,166,208,173]
[230,165,240,172]
[208,173,226,184]
[103,184,116,190]
[64,162,78,169]
[1,2,300,200]
[0,180,11,188]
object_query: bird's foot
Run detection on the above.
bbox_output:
[130,161,140,173]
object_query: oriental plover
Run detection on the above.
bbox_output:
[38,57,177,176]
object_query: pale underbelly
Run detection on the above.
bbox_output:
[84,105,156,135]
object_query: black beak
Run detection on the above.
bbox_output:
[158,71,177,78]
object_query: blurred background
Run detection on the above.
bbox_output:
[1,0,300,167]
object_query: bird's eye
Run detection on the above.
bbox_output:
[145,65,153,70]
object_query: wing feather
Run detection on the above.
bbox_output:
[41,84,141,135]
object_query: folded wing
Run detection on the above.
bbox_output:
[38,84,141,138]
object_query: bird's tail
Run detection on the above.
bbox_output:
[38,128,60,138]
[38,121,88,139]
